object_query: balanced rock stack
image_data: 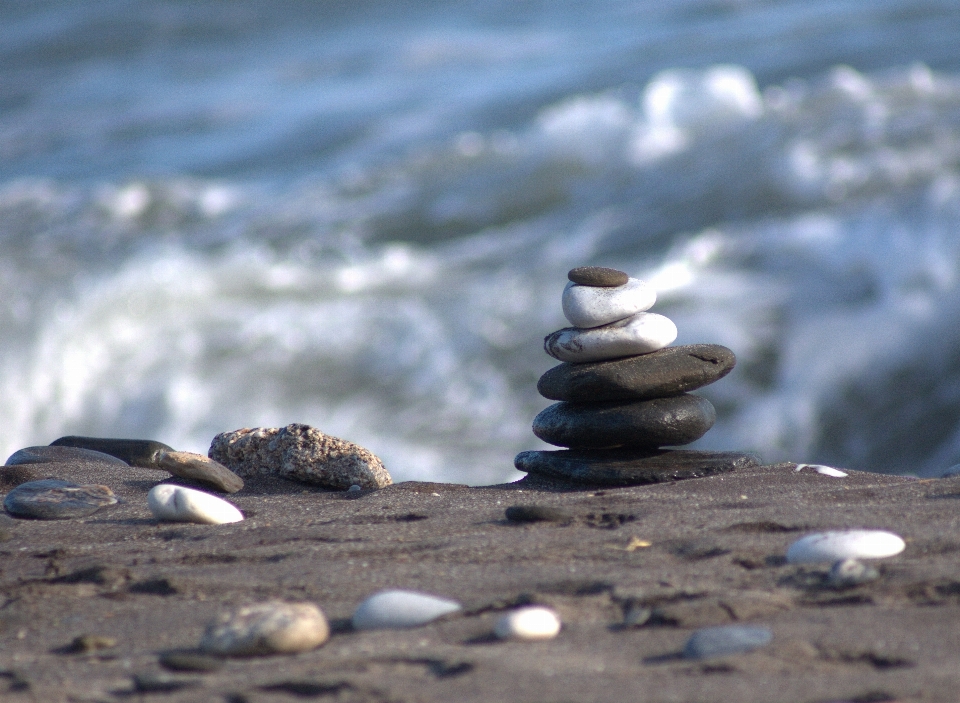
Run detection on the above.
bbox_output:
[515,266,759,486]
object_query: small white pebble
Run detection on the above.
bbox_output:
[786,530,905,564]
[795,463,847,477]
[352,590,461,630]
[494,606,561,641]
[347,485,362,492]
[147,485,244,525]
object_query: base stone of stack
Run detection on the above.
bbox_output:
[514,448,760,486]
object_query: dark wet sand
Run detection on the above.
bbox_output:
[1,460,959,702]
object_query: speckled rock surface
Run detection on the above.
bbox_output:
[208,423,391,489]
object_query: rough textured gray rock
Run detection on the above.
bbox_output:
[532,394,716,448]
[514,448,760,486]
[209,423,391,489]
[3,479,117,519]
[537,344,736,402]
[157,451,243,493]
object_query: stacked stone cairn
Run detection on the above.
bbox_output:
[515,266,759,486]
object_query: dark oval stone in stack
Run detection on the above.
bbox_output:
[515,267,760,486]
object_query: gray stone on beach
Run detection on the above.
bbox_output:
[532,394,716,448]
[537,344,736,403]
[157,451,243,493]
[200,601,330,656]
[209,423,391,490]
[514,448,760,486]
[568,266,629,287]
[826,559,880,589]
[51,436,173,468]
[3,479,117,520]
[683,625,772,659]
[6,445,129,467]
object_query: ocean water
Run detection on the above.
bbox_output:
[3,0,960,483]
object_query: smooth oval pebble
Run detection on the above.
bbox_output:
[5,445,129,467]
[786,530,905,564]
[561,278,656,328]
[544,313,677,363]
[156,451,244,493]
[494,607,561,641]
[826,559,880,589]
[351,590,461,630]
[568,266,629,287]
[199,601,329,656]
[683,625,772,659]
[3,479,117,520]
[147,484,244,525]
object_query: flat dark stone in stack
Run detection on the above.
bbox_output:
[51,436,173,468]
[537,344,736,402]
[514,448,760,486]
[532,394,715,448]
[567,266,629,287]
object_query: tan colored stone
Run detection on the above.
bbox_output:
[199,601,329,656]
[209,423,391,490]
[157,451,243,493]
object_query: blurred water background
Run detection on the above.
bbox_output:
[3,0,960,483]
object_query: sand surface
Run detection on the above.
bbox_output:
[1,460,959,702]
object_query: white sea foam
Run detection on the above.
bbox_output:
[2,2,960,482]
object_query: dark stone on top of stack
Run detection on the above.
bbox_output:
[514,448,760,486]
[6,446,129,467]
[51,436,173,468]
[532,394,715,449]
[538,344,736,402]
[567,266,629,287]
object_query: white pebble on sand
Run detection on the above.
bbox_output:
[794,464,848,477]
[786,530,905,564]
[494,607,561,641]
[544,312,677,363]
[561,278,656,328]
[147,484,244,525]
[352,590,461,630]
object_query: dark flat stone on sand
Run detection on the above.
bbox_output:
[6,445,129,467]
[533,394,716,448]
[51,436,173,468]
[567,266,629,287]
[3,479,117,519]
[514,448,759,485]
[538,344,736,402]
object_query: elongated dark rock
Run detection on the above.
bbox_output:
[537,344,736,402]
[51,436,173,468]
[514,448,760,486]
[6,446,129,467]
[532,394,715,449]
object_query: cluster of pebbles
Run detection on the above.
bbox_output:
[0,275,933,687]
[516,266,759,486]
